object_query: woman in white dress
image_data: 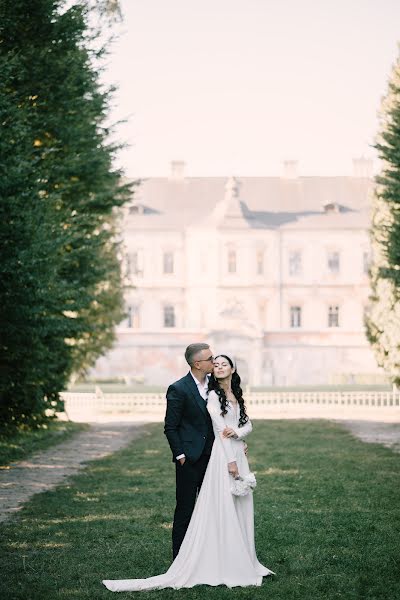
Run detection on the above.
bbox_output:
[102,354,275,591]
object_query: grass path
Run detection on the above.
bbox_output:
[1,420,399,600]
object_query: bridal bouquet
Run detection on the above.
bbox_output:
[230,472,257,496]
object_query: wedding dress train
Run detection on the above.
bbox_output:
[102,390,275,591]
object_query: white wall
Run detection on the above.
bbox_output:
[89,217,380,386]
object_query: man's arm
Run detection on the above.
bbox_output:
[164,383,185,461]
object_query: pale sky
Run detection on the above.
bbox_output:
[102,0,400,177]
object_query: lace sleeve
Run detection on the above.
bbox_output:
[207,391,236,464]
[233,419,252,440]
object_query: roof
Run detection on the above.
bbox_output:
[123,176,373,231]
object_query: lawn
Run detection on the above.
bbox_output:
[0,420,399,600]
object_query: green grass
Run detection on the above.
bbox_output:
[0,420,399,599]
[0,421,89,467]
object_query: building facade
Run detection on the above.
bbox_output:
[89,159,384,386]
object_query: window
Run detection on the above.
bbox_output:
[258,299,267,327]
[127,305,140,328]
[163,305,175,328]
[290,306,302,328]
[362,304,369,323]
[200,253,207,274]
[163,251,174,274]
[327,251,340,274]
[289,251,302,276]
[363,251,370,275]
[328,305,339,328]
[129,204,144,215]
[323,202,340,214]
[129,250,144,276]
[256,249,264,275]
[227,249,236,274]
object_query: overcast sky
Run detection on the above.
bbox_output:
[102,0,400,177]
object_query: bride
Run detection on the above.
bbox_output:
[102,354,275,591]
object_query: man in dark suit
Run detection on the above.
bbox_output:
[164,343,215,559]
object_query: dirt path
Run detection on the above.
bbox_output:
[336,420,400,453]
[1,418,398,525]
[0,421,144,524]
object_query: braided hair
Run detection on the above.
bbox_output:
[208,354,249,427]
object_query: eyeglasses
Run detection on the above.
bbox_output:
[196,356,214,363]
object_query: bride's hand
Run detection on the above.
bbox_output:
[223,427,238,439]
[228,461,239,478]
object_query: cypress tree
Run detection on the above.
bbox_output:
[0,0,132,430]
[366,49,400,386]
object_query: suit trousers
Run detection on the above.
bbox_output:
[172,453,210,559]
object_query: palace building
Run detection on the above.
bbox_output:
[89,158,383,386]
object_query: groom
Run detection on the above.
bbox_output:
[164,343,215,559]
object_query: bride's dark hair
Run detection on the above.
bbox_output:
[208,355,249,427]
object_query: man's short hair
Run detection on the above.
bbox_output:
[185,343,210,367]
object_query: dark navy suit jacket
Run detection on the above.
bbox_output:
[164,372,214,463]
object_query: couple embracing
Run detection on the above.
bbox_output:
[103,343,275,591]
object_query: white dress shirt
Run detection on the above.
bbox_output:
[176,372,210,461]
[190,371,210,401]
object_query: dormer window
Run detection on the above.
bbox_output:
[129,203,144,215]
[323,202,340,213]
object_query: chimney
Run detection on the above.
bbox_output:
[282,160,298,179]
[352,157,373,178]
[169,160,185,180]
[224,176,240,202]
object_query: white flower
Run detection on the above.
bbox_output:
[230,472,257,496]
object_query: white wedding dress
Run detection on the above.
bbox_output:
[102,390,275,591]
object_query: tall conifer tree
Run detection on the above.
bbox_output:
[0,0,132,429]
[366,50,400,386]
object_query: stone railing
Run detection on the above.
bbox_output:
[247,391,400,407]
[61,390,400,416]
